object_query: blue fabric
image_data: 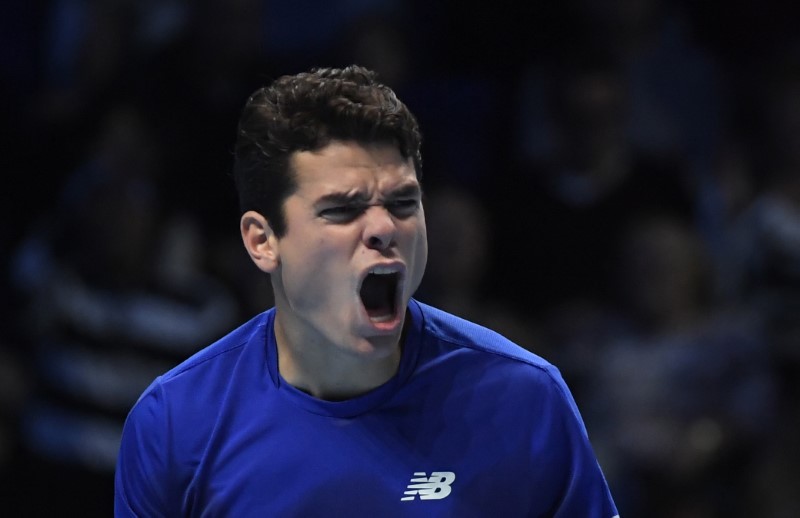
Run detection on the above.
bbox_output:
[115,299,618,517]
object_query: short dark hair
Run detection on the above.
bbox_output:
[233,65,423,237]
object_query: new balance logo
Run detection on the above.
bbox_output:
[401,471,456,501]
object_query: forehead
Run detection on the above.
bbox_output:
[290,141,418,197]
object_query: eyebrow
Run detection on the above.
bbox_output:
[386,183,423,200]
[314,182,422,206]
[314,191,370,207]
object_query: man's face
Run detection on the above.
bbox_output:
[270,140,427,358]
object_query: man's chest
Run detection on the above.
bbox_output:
[180,405,543,517]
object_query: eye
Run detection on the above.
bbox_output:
[386,199,420,218]
[319,205,365,223]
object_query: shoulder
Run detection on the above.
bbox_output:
[412,300,563,387]
[116,311,271,515]
[117,311,273,496]
[168,312,263,370]
[415,300,550,365]
[130,310,271,415]
[410,299,591,435]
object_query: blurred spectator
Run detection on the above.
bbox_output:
[691,132,760,271]
[417,185,539,350]
[329,9,505,193]
[594,0,724,165]
[498,53,694,315]
[121,0,270,241]
[519,0,725,171]
[712,64,800,516]
[580,215,776,517]
[7,104,238,515]
[718,61,800,368]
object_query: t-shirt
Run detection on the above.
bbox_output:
[115,299,619,517]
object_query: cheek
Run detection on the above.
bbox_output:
[415,222,428,261]
[282,236,349,294]
[417,215,429,258]
[408,222,429,290]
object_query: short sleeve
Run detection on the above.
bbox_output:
[114,380,175,517]
[546,367,620,518]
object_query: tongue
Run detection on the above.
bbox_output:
[361,274,394,319]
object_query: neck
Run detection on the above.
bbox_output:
[273,314,403,401]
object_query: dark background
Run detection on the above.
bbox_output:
[2,0,800,516]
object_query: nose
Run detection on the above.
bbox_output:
[363,205,397,250]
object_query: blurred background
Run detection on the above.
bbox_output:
[2,0,799,516]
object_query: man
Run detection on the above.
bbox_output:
[115,65,619,517]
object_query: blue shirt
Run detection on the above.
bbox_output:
[115,299,619,517]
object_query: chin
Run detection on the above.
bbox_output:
[351,333,402,359]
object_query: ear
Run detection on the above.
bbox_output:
[241,210,280,273]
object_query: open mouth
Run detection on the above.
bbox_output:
[360,270,400,323]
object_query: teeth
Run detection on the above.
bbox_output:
[368,266,398,275]
[369,314,394,323]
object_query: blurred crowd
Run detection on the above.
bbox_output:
[2,0,799,516]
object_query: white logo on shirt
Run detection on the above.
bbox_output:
[401,471,456,501]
